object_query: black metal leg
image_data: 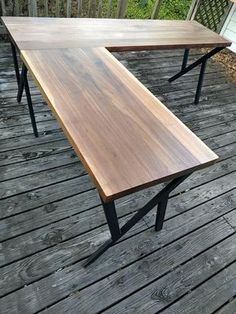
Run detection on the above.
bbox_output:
[84,173,191,266]
[168,47,224,104]
[181,48,190,71]
[194,59,207,105]
[101,200,120,241]
[10,42,20,86]
[17,67,25,103]
[22,64,39,137]
[155,196,168,231]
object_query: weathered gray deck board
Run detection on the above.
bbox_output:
[161,261,236,314]
[103,233,236,314]
[36,219,235,314]
[0,42,235,314]
[216,297,236,314]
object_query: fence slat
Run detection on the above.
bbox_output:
[88,0,97,17]
[116,0,128,18]
[32,0,38,16]
[28,0,38,16]
[1,0,6,15]
[77,0,83,16]
[186,0,202,20]
[55,0,60,16]
[67,0,72,17]
[44,0,48,16]
[107,0,113,17]
[14,0,20,15]
[28,0,31,16]
[98,0,103,17]
[151,0,162,19]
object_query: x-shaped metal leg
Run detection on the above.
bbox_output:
[168,47,225,104]
[84,173,191,266]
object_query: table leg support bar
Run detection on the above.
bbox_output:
[22,64,39,137]
[155,197,168,231]
[10,42,20,86]
[84,173,191,267]
[168,47,224,104]
[181,48,190,71]
[195,59,207,105]
[17,67,25,103]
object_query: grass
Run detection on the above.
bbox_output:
[124,0,192,20]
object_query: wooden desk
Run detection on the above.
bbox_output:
[1,17,231,105]
[20,46,219,265]
[0,16,229,265]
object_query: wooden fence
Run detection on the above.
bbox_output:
[0,0,163,19]
[0,0,232,34]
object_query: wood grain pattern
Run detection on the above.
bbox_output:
[21,47,218,202]
[1,17,231,51]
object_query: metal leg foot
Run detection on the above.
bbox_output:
[83,239,113,267]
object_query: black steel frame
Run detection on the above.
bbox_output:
[21,64,39,137]
[10,42,38,135]
[17,69,25,103]
[10,40,25,103]
[169,47,225,105]
[84,173,190,266]
[10,42,20,87]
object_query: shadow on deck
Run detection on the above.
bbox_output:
[0,42,236,313]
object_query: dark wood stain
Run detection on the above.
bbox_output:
[21,47,218,202]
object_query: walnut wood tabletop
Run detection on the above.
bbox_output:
[21,47,218,202]
[1,17,231,51]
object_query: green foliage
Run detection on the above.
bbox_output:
[159,0,192,20]
[1,0,193,20]
[126,0,156,19]
[125,0,192,20]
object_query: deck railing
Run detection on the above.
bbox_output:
[188,0,232,32]
[0,0,232,34]
[0,0,164,19]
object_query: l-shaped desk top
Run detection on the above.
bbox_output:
[1,16,231,201]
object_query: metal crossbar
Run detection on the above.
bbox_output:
[84,173,190,266]
[168,47,225,104]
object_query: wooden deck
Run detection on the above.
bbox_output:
[0,42,236,313]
